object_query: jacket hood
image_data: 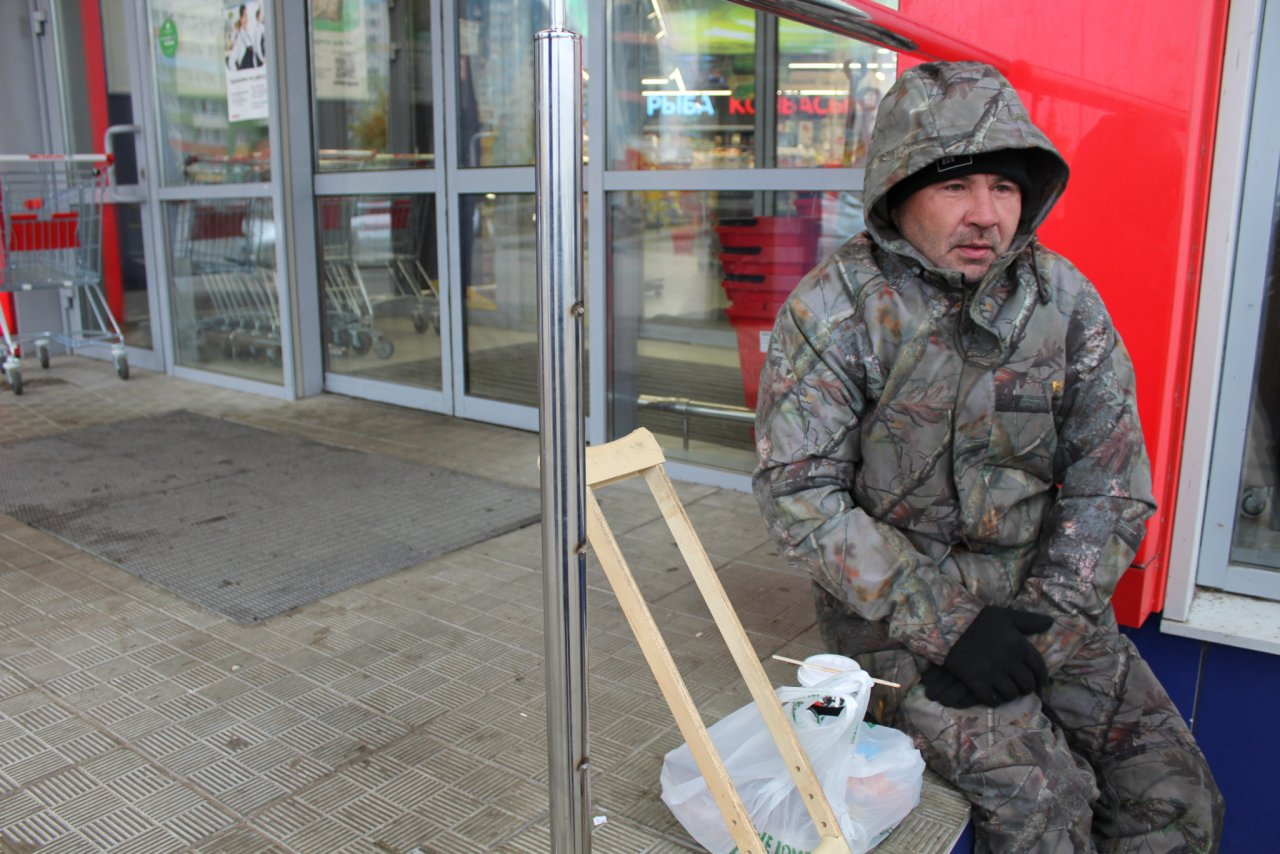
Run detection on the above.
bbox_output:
[863,62,1069,284]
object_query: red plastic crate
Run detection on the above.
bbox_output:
[723,295,777,320]
[718,243,815,266]
[719,249,811,278]
[715,215,820,245]
[725,302,780,410]
[714,218,822,281]
[6,212,80,251]
[190,204,247,240]
[717,227,818,252]
[721,273,803,298]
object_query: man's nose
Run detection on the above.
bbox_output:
[966,187,1000,228]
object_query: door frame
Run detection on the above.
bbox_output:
[27,0,168,375]
[294,0,457,414]
[130,0,297,399]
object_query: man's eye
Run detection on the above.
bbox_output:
[993,182,1019,195]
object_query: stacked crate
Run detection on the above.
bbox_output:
[715,216,820,409]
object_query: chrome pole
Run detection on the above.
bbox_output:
[535,13,589,854]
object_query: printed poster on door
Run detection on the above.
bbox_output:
[312,0,368,101]
[224,1,268,122]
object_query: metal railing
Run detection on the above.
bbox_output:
[638,394,754,451]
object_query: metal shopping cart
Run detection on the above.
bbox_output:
[171,197,282,365]
[317,196,394,359]
[0,153,127,394]
[387,196,441,335]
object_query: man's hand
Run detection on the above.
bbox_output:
[920,667,981,708]
[941,606,1054,706]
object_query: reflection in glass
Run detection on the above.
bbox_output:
[609,0,756,170]
[318,195,442,389]
[49,5,153,352]
[167,198,281,384]
[1231,194,1280,570]
[461,193,538,402]
[311,0,434,172]
[150,1,271,185]
[456,1,587,167]
[775,20,896,168]
[459,194,588,411]
[610,190,836,471]
[107,204,152,350]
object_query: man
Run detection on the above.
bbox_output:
[753,61,1223,852]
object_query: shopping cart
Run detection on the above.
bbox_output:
[387,196,441,335]
[0,153,127,394]
[317,196,394,359]
[171,197,282,365]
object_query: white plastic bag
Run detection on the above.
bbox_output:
[659,656,924,854]
[843,722,927,850]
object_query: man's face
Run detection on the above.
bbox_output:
[892,173,1022,280]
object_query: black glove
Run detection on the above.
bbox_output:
[920,666,982,708]
[941,606,1054,707]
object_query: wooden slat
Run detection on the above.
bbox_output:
[643,462,849,849]
[583,427,666,487]
[585,486,765,854]
[583,428,851,854]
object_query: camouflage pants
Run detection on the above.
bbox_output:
[815,586,1224,853]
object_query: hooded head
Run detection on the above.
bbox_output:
[863,62,1069,284]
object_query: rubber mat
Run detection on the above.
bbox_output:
[0,411,541,622]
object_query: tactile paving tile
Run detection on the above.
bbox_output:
[0,361,971,853]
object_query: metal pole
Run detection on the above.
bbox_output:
[535,15,589,854]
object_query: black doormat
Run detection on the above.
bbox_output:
[0,411,541,622]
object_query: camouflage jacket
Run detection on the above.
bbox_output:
[752,62,1156,671]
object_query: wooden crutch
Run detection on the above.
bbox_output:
[584,428,851,854]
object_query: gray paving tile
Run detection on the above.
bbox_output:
[284,815,364,851]
[1,807,76,848]
[366,810,445,852]
[0,360,967,853]
[255,796,324,839]
[162,798,236,846]
[196,825,289,853]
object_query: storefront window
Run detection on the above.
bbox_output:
[775,20,896,168]
[1229,189,1280,572]
[609,189,841,471]
[1200,4,1280,602]
[460,193,535,401]
[310,0,434,172]
[166,198,281,384]
[608,0,756,170]
[318,194,441,387]
[149,1,271,186]
[455,1,587,168]
[459,193,588,410]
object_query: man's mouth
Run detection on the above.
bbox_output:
[955,243,994,260]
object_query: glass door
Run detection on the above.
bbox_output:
[142,0,290,390]
[601,2,893,475]
[308,0,450,410]
[301,0,586,425]
[443,1,589,430]
[34,0,163,374]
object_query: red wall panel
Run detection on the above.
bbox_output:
[845,0,1231,625]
